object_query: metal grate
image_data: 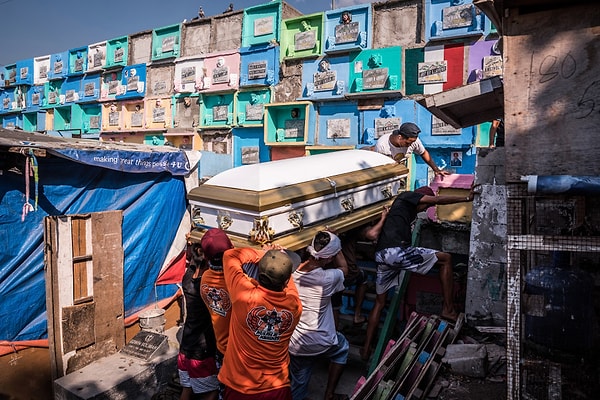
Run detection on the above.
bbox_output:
[506,183,600,399]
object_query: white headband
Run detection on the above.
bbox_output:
[306,231,342,259]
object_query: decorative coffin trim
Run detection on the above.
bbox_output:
[188,162,407,212]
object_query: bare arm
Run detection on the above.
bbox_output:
[334,251,349,277]
[363,205,390,241]
[421,149,450,178]
[489,120,500,148]
[418,184,478,206]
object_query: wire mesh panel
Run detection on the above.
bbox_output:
[506,183,600,399]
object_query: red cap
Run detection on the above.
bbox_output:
[200,228,233,260]
[414,186,435,196]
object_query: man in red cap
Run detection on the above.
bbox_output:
[375,122,450,180]
[360,185,476,361]
[199,229,236,371]
[218,246,302,400]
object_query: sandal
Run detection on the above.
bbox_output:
[353,316,367,326]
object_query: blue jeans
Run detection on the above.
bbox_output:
[289,332,349,400]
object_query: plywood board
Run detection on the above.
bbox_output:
[504,4,600,181]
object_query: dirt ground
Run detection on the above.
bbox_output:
[5,303,595,400]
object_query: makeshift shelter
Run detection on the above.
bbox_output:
[0,128,195,345]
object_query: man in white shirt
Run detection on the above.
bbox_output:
[375,122,450,180]
[289,231,350,400]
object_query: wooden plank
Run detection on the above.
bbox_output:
[71,218,90,303]
[351,313,424,400]
[368,270,411,375]
[504,3,600,182]
[91,211,125,348]
[44,216,63,382]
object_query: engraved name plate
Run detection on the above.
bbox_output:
[375,117,400,139]
[432,115,460,135]
[417,61,447,84]
[127,75,139,91]
[212,66,229,84]
[75,58,84,72]
[248,61,267,80]
[181,66,196,84]
[65,89,75,102]
[284,119,305,139]
[313,70,337,92]
[245,104,264,121]
[109,111,120,126]
[162,36,176,52]
[213,105,228,121]
[242,146,259,164]
[335,21,359,44]
[93,51,103,67]
[84,82,95,97]
[326,118,350,139]
[131,112,143,127]
[362,68,388,89]
[294,30,317,52]
[121,331,168,361]
[254,16,274,37]
[114,47,124,63]
[89,116,100,129]
[153,107,165,122]
[108,80,119,95]
[54,61,63,74]
[154,81,167,94]
[483,56,503,78]
[442,4,473,30]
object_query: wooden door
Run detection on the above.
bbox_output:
[44,211,124,381]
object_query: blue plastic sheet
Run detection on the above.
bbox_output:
[0,156,185,341]
[52,148,190,175]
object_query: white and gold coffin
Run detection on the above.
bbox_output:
[188,149,408,245]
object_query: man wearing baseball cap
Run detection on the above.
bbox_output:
[218,245,302,399]
[199,229,236,367]
[375,122,449,180]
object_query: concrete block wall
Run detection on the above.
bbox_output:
[466,147,507,325]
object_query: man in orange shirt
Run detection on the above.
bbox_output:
[219,247,302,400]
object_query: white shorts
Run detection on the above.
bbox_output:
[374,246,438,295]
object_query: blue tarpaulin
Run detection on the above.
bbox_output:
[53,148,190,175]
[0,143,188,342]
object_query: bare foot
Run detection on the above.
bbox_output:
[359,347,370,362]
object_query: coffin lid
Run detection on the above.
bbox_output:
[188,149,408,212]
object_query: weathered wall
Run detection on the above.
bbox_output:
[372,0,423,50]
[210,11,243,52]
[466,147,507,325]
[182,20,212,57]
[504,4,600,181]
[146,64,174,98]
[129,31,152,65]
[273,58,303,103]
